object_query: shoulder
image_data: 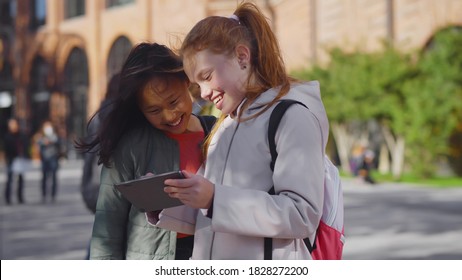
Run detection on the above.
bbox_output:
[118,123,162,146]
[285,81,321,100]
[111,123,175,163]
[282,80,330,148]
[112,125,153,159]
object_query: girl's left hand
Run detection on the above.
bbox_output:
[164,170,215,209]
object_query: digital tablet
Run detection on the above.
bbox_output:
[114,171,185,212]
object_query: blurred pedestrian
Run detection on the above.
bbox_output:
[36,120,62,203]
[349,144,365,176]
[3,118,31,205]
[358,149,376,184]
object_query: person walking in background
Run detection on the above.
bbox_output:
[36,120,61,203]
[358,149,376,184]
[149,2,328,259]
[75,43,216,260]
[349,144,365,176]
[3,118,30,205]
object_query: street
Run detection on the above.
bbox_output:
[0,159,94,259]
[1,159,462,260]
[343,179,462,259]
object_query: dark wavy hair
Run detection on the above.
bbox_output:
[75,42,187,167]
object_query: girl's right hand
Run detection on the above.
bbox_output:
[164,170,215,209]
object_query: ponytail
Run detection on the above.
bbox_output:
[234,2,295,119]
[181,2,296,154]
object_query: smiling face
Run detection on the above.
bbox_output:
[137,76,193,134]
[184,46,250,116]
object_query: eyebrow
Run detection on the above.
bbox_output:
[141,105,160,112]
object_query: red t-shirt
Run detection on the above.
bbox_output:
[166,131,205,174]
[166,130,205,238]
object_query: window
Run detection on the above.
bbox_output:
[29,0,46,30]
[65,0,85,19]
[0,58,14,93]
[29,56,50,134]
[106,0,134,8]
[106,36,132,81]
[0,0,16,26]
[63,48,88,145]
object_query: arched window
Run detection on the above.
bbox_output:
[65,0,85,19]
[63,47,88,158]
[0,0,16,26]
[106,36,132,81]
[29,55,50,134]
[0,58,14,139]
[30,0,46,30]
[106,0,134,8]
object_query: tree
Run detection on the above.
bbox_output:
[294,46,412,177]
[293,32,462,179]
[401,27,462,177]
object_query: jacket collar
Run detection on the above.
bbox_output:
[233,87,280,119]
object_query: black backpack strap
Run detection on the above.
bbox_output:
[197,115,217,137]
[264,237,273,260]
[264,99,313,260]
[268,100,306,171]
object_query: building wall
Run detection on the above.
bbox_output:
[38,0,211,118]
[8,0,462,146]
[316,0,390,61]
[273,0,312,71]
[393,0,462,49]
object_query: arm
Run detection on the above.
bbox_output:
[145,166,205,233]
[146,205,198,235]
[89,165,131,259]
[211,105,324,239]
[164,106,324,239]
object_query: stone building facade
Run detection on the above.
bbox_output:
[0,0,461,158]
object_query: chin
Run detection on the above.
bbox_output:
[173,115,191,134]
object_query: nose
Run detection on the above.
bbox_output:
[200,85,212,101]
[162,109,177,122]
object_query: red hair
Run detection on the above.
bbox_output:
[180,2,296,154]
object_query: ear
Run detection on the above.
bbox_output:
[235,44,251,66]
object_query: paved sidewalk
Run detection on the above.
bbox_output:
[0,159,94,260]
[1,159,462,259]
[342,178,462,259]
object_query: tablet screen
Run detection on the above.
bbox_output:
[114,171,185,212]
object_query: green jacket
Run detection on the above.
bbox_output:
[90,116,215,259]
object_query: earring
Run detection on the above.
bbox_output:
[241,65,247,70]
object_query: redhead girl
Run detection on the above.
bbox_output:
[149,2,329,260]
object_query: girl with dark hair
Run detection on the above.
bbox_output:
[75,42,215,260]
[148,2,330,259]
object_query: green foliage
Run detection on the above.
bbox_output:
[403,27,462,177]
[292,27,462,178]
[293,45,415,126]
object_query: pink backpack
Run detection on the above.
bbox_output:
[265,99,345,260]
